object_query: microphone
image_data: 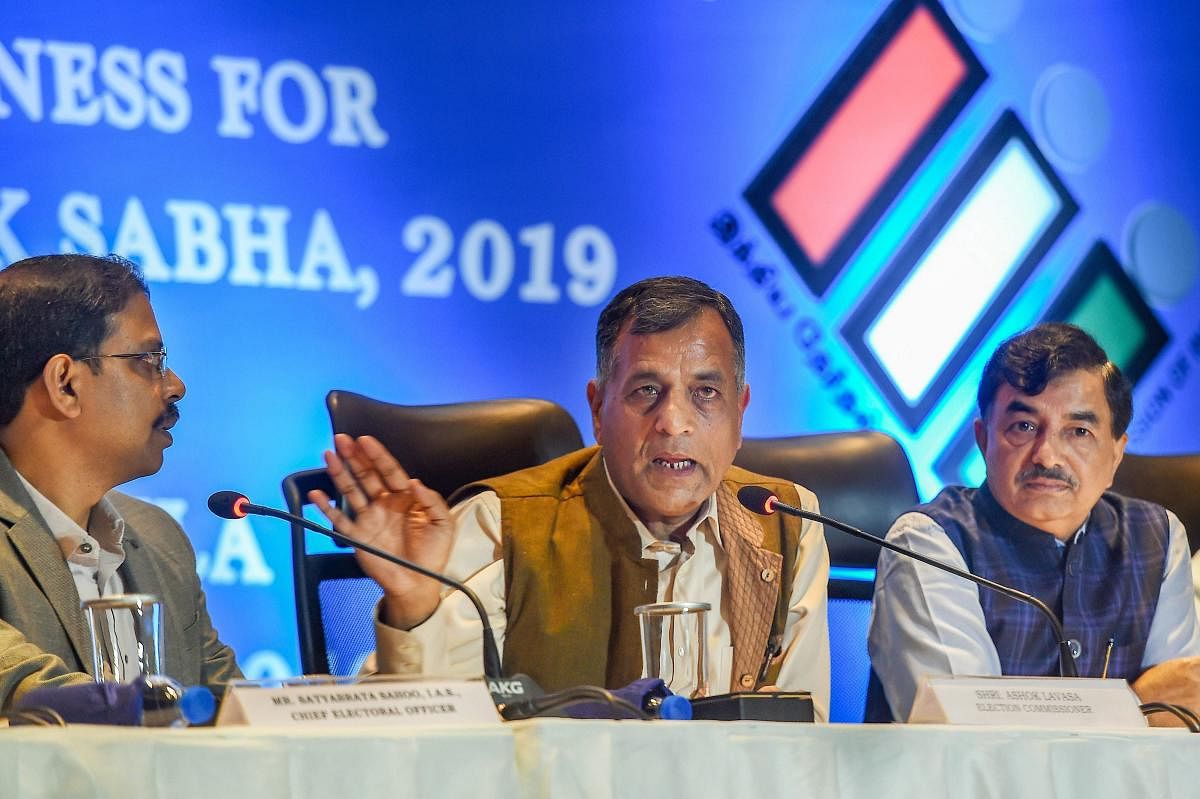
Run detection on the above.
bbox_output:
[500,677,688,721]
[209,491,671,721]
[207,490,503,682]
[13,681,141,725]
[12,676,215,726]
[736,485,1079,679]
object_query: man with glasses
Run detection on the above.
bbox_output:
[0,253,241,709]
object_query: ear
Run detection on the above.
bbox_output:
[586,379,603,444]
[735,382,751,446]
[1107,432,1129,488]
[40,354,85,419]
[973,416,988,456]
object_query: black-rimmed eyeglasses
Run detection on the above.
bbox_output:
[78,350,169,378]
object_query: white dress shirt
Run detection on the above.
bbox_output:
[15,471,142,681]
[1192,550,1200,622]
[374,468,831,720]
[869,508,1200,721]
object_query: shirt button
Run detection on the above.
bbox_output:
[760,568,775,583]
[739,673,755,689]
[78,542,94,554]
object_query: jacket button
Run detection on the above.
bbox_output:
[760,568,775,583]
[78,542,94,554]
[739,673,755,689]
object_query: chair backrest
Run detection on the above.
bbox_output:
[1110,452,1200,554]
[326,391,587,498]
[733,430,919,723]
[287,394,586,675]
[283,467,385,676]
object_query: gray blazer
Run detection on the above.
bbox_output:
[0,450,241,708]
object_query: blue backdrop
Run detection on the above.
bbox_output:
[3,0,1198,682]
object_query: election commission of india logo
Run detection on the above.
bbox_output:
[716,0,1173,485]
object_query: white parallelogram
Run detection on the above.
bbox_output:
[866,140,1060,404]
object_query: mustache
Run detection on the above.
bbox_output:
[156,404,180,428]
[1017,464,1077,488]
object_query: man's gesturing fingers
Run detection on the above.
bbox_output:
[405,477,451,527]
[317,435,449,534]
[307,488,358,535]
[357,435,419,494]
[332,434,411,503]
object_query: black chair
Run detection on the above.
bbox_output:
[283,466,383,675]
[1111,452,1200,554]
[734,430,920,723]
[325,391,588,498]
[285,393,586,675]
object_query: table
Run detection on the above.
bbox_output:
[0,723,517,799]
[2,720,1196,799]
[511,720,1200,798]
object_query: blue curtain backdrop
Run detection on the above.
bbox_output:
[3,0,1197,678]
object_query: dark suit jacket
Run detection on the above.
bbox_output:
[0,450,241,708]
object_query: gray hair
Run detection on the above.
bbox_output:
[595,276,745,387]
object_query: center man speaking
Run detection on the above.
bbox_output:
[311,276,831,719]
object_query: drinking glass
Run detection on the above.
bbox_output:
[634,601,710,698]
[81,593,164,683]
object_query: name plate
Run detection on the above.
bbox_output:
[909,676,1145,728]
[217,677,501,727]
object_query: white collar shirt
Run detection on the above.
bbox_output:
[603,463,730,695]
[15,471,141,681]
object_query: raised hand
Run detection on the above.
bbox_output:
[308,433,454,629]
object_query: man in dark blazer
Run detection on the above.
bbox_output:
[0,253,240,708]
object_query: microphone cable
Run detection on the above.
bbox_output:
[1138,701,1200,732]
[499,685,648,721]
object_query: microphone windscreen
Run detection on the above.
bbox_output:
[179,685,216,724]
[207,490,248,519]
[565,677,678,719]
[14,680,142,725]
[737,485,777,515]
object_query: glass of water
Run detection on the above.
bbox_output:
[634,601,711,698]
[81,593,164,682]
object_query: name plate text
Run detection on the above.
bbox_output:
[217,678,501,727]
[909,676,1145,728]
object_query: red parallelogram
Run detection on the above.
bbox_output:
[745,0,986,297]
[772,6,964,264]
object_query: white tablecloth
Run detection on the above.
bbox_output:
[2,719,1196,799]
[509,719,1200,799]
[0,723,517,799]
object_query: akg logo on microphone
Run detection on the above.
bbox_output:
[487,679,527,697]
